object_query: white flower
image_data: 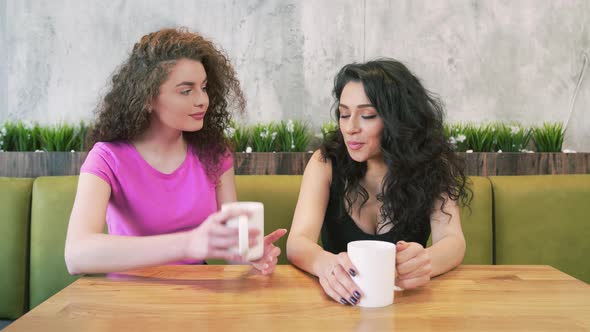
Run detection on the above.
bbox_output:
[0,127,6,136]
[271,132,277,141]
[34,149,43,152]
[315,132,323,139]
[245,146,252,153]
[224,127,236,138]
[497,149,503,153]
[291,144,295,149]
[562,149,577,153]
[70,150,75,153]
[510,126,520,135]
[286,119,294,133]
[456,134,466,143]
[449,136,457,144]
[260,130,268,138]
[466,149,474,153]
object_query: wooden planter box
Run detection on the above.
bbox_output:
[0,152,589,177]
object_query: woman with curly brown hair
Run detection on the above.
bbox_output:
[65,28,286,275]
[286,59,471,305]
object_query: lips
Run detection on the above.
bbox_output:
[346,141,364,151]
[190,112,206,120]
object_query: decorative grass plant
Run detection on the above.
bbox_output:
[225,122,251,153]
[444,123,469,152]
[494,123,532,152]
[276,120,312,152]
[532,122,565,152]
[250,123,279,152]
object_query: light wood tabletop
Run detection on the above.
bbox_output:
[5,265,590,331]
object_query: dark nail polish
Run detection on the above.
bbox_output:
[340,298,349,305]
[349,268,357,276]
[354,291,361,299]
[349,296,358,304]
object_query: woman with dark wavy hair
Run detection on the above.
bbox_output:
[65,28,285,275]
[287,59,470,305]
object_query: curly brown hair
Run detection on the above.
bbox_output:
[88,27,245,179]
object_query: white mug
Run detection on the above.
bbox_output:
[221,201,264,261]
[347,240,397,308]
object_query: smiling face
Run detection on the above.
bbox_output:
[151,58,209,132]
[338,81,384,162]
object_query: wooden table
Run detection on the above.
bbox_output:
[6,265,590,331]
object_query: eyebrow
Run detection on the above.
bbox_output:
[175,79,207,88]
[338,103,374,109]
[175,81,195,87]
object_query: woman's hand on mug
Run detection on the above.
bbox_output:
[184,208,259,261]
[395,241,432,289]
[251,228,288,275]
[318,252,363,305]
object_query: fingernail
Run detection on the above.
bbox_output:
[340,298,349,305]
[353,291,361,299]
[349,268,357,277]
[349,296,358,305]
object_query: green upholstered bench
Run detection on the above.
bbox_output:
[0,178,33,320]
[1,174,587,322]
[491,175,590,284]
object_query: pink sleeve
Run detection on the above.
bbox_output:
[220,149,234,174]
[80,142,117,188]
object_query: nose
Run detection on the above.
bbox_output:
[343,116,361,135]
[193,90,209,109]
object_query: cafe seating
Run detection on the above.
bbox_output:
[0,174,588,321]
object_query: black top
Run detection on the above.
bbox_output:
[320,163,431,254]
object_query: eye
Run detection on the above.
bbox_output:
[180,89,192,96]
[201,86,207,92]
[339,114,350,119]
[361,115,377,119]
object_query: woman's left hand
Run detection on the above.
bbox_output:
[251,229,288,275]
[395,241,432,289]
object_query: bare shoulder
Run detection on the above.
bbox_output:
[304,150,332,184]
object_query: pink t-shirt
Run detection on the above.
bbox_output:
[80,141,233,263]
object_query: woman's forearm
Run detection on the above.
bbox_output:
[65,232,191,275]
[287,235,333,277]
[425,234,466,277]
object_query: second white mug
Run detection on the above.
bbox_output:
[347,240,397,308]
[221,201,264,261]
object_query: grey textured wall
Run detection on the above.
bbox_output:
[1,0,589,151]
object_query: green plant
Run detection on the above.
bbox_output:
[320,121,338,142]
[250,123,278,152]
[38,122,82,151]
[0,124,5,151]
[225,122,250,152]
[494,123,532,152]
[532,122,565,152]
[1,121,42,151]
[465,123,496,152]
[276,120,312,152]
[445,123,469,152]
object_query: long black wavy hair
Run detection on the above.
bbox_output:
[321,58,470,238]
[88,27,245,180]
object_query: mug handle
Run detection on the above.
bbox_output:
[238,215,249,257]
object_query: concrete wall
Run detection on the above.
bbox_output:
[1,0,589,151]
